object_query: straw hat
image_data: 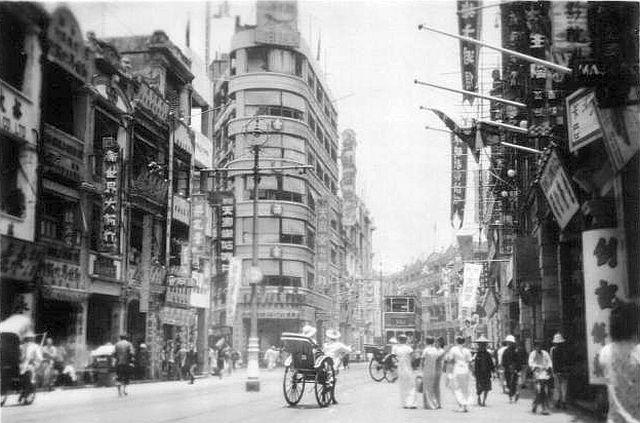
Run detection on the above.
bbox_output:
[474,335,490,343]
[325,329,341,340]
[388,337,398,344]
[504,334,516,343]
[24,330,36,339]
[302,324,317,338]
[552,333,566,344]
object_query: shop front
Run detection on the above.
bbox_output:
[1,235,41,321]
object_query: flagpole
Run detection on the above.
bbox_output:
[477,119,528,134]
[415,81,527,108]
[417,24,572,74]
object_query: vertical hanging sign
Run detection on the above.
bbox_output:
[451,132,468,229]
[457,0,482,103]
[102,137,120,253]
[539,151,579,229]
[582,228,629,385]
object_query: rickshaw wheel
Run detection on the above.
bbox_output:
[21,391,35,405]
[368,357,385,382]
[384,355,399,383]
[283,366,305,406]
[314,360,334,408]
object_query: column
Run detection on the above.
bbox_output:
[74,300,88,370]
[540,219,561,339]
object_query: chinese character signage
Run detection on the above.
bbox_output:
[226,257,242,326]
[539,151,579,229]
[582,228,629,385]
[457,0,481,103]
[566,89,603,152]
[451,133,468,229]
[215,192,235,273]
[550,2,591,66]
[102,137,120,252]
[458,263,483,320]
[595,104,640,173]
[1,236,41,282]
[47,7,91,82]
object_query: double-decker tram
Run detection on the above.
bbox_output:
[383,296,422,344]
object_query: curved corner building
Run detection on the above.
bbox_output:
[212,1,343,352]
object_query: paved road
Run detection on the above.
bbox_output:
[2,363,600,423]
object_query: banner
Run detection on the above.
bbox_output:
[582,228,629,385]
[550,1,591,66]
[596,105,640,173]
[225,257,242,327]
[457,0,481,103]
[459,263,483,320]
[539,151,579,229]
[566,89,603,152]
[451,133,469,229]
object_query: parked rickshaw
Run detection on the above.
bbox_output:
[364,344,398,383]
[280,332,336,408]
[1,315,37,406]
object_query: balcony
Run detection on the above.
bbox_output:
[42,124,84,185]
[89,253,122,281]
[172,194,190,226]
[173,120,192,155]
[133,79,170,122]
[0,78,38,146]
[193,130,212,168]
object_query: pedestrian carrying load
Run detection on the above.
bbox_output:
[552,333,566,344]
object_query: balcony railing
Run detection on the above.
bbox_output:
[172,194,190,226]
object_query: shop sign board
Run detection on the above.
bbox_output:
[47,7,91,82]
[457,0,481,103]
[1,236,42,282]
[225,257,242,326]
[41,259,83,290]
[596,104,640,172]
[102,137,121,252]
[0,80,38,146]
[539,151,580,229]
[451,133,468,229]
[384,313,415,328]
[215,192,235,273]
[566,89,603,152]
[550,1,591,65]
[458,263,483,319]
[582,228,629,385]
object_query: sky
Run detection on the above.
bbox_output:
[62,0,501,273]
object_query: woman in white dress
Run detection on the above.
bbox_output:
[446,336,473,412]
[422,336,445,409]
[392,334,417,409]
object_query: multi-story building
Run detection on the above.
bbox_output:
[0,3,48,322]
[211,0,339,353]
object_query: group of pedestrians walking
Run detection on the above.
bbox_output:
[388,331,586,416]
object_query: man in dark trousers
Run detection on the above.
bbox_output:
[502,334,524,403]
[113,334,135,397]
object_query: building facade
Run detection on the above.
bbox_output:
[211,1,340,354]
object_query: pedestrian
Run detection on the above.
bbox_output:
[473,335,495,407]
[502,334,524,403]
[18,331,42,403]
[216,347,225,378]
[166,341,176,380]
[445,335,473,412]
[184,344,197,384]
[323,329,351,405]
[265,345,277,370]
[301,324,318,345]
[434,337,446,406]
[421,336,445,409]
[598,302,640,423]
[113,333,135,397]
[136,343,149,380]
[177,343,187,380]
[528,339,553,415]
[224,345,232,375]
[231,349,240,370]
[496,341,509,394]
[393,333,418,409]
[550,333,570,409]
[42,337,59,390]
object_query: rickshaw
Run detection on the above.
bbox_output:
[1,315,37,406]
[364,344,398,383]
[280,332,336,408]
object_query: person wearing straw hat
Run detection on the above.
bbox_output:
[473,335,495,407]
[550,333,570,409]
[528,339,553,415]
[323,329,351,405]
[301,324,317,344]
[502,334,524,403]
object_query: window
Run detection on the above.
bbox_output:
[43,64,76,136]
[263,275,301,287]
[0,12,26,90]
[173,159,190,197]
[316,84,323,103]
[268,48,295,74]
[0,139,23,217]
[294,53,303,77]
[385,298,415,313]
[128,209,144,262]
[246,46,269,72]
[308,113,316,132]
[306,228,315,249]
[40,193,80,246]
[307,192,315,211]
[307,271,315,289]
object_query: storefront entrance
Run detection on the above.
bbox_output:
[127,300,146,345]
[37,298,78,344]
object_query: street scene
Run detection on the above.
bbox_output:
[1,0,639,422]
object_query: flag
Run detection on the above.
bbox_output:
[476,122,502,146]
[427,108,479,160]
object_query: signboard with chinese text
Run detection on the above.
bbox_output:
[539,151,579,229]
[582,228,629,385]
[225,257,242,326]
[215,192,235,273]
[550,2,591,66]
[457,0,481,103]
[47,7,91,82]
[451,133,468,229]
[459,263,482,313]
[102,137,120,252]
[1,236,41,282]
[41,259,82,290]
[595,104,640,173]
[566,89,603,152]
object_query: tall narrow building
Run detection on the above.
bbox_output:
[211,1,341,352]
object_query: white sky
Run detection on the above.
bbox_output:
[62,0,501,273]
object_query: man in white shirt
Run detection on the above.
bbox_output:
[323,329,351,405]
[528,340,553,415]
[496,341,509,393]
